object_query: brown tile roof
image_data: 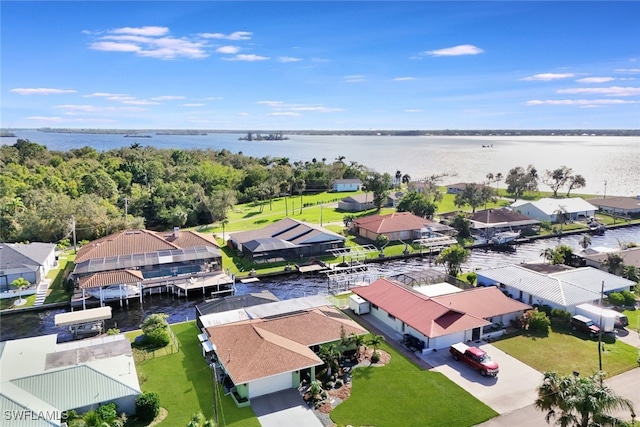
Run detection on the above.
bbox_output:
[78,269,144,289]
[75,229,218,263]
[229,218,344,246]
[471,208,539,225]
[353,278,530,338]
[353,212,443,234]
[205,305,367,384]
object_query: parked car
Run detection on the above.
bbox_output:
[450,342,499,377]
[571,314,600,336]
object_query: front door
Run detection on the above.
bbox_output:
[472,327,481,341]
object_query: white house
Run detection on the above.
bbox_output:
[476,264,635,311]
[332,178,362,192]
[352,278,530,350]
[1,243,57,298]
[0,334,141,425]
[510,197,597,222]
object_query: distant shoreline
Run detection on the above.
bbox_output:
[1,128,638,137]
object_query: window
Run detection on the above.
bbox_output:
[388,313,396,320]
[371,304,378,310]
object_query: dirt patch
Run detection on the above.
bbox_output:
[146,407,168,427]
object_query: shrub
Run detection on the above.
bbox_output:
[540,305,553,316]
[370,351,380,363]
[621,290,636,306]
[608,292,625,307]
[106,328,120,335]
[144,328,170,348]
[325,381,335,390]
[335,379,343,388]
[529,310,551,333]
[550,308,571,322]
[135,392,160,421]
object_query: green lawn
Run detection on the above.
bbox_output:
[132,322,259,427]
[491,325,639,377]
[623,308,640,333]
[330,342,497,427]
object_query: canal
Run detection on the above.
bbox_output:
[1,225,638,343]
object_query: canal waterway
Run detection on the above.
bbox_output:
[1,225,638,343]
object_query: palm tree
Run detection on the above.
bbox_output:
[535,371,634,427]
[349,333,366,358]
[319,343,340,377]
[578,234,592,250]
[495,172,503,193]
[395,170,402,188]
[435,244,470,276]
[540,248,555,264]
[622,265,639,282]
[401,173,411,186]
[486,172,494,185]
[602,253,624,275]
[367,334,384,353]
[11,277,30,305]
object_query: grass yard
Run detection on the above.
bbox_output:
[330,342,497,427]
[133,322,259,427]
[623,308,640,333]
[492,326,639,378]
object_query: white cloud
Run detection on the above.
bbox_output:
[199,31,252,40]
[200,97,223,101]
[556,86,640,96]
[289,106,344,113]
[106,96,136,102]
[256,101,284,106]
[343,75,366,83]
[217,46,240,54]
[238,112,249,116]
[181,103,206,107]
[150,95,186,101]
[614,68,640,73]
[521,73,575,81]
[110,26,169,36]
[11,88,77,95]
[278,56,303,63]
[122,100,161,105]
[84,92,128,98]
[424,44,484,57]
[24,116,64,122]
[525,99,637,106]
[405,109,424,113]
[55,104,147,112]
[575,77,616,84]
[267,112,301,117]
[223,54,269,61]
[394,77,416,81]
[88,27,208,59]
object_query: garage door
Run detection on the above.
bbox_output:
[249,373,293,398]
[433,331,465,350]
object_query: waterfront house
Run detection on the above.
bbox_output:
[332,178,362,192]
[227,218,345,262]
[510,197,597,222]
[446,182,491,195]
[0,334,141,424]
[470,208,540,235]
[351,278,530,350]
[0,242,57,297]
[587,195,640,218]
[352,211,455,242]
[195,290,279,331]
[476,264,635,311]
[201,295,368,405]
[73,228,223,280]
[577,246,640,271]
[337,193,375,212]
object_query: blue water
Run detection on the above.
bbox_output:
[4,130,640,196]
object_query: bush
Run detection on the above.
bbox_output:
[144,328,170,348]
[370,351,380,363]
[335,379,343,388]
[608,292,625,307]
[529,310,551,333]
[540,305,553,316]
[106,328,120,335]
[550,308,571,322]
[621,290,636,306]
[135,392,160,421]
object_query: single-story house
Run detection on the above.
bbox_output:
[386,191,404,208]
[352,212,456,242]
[446,182,491,195]
[0,334,141,425]
[227,218,345,262]
[408,181,436,194]
[337,193,375,212]
[73,228,223,280]
[202,295,368,405]
[577,247,640,270]
[0,243,57,296]
[352,278,531,350]
[510,197,597,222]
[587,196,640,217]
[332,179,362,192]
[476,264,635,311]
[470,208,540,235]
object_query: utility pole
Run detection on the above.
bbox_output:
[72,216,77,254]
[124,197,128,218]
[597,280,604,384]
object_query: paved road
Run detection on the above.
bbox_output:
[474,368,640,427]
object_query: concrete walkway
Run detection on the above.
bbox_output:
[33,279,51,306]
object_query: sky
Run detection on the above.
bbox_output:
[1,1,639,130]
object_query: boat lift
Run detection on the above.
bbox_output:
[54,306,112,338]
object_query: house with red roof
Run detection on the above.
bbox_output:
[72,228,223,299]
[352,211,455,242]
[352,278,530,350]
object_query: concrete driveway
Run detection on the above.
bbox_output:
[419,342,543,414]
[251,389,323,427]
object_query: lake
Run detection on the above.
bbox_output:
[4,130,640,197]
